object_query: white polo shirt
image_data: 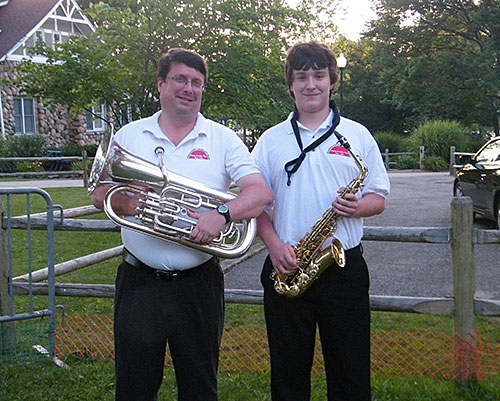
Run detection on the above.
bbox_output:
[113,111,260,270]
[252,111,390,250]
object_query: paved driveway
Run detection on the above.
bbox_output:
[224,171,500,300]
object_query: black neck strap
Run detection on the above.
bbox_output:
[284,100,343,186]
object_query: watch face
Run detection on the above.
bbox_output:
[218,205,228,213]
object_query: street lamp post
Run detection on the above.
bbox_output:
[337,53,347,115]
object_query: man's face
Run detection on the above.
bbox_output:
[157,61,205,119]
[290,67,334,116]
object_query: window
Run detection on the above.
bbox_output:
[86,103,106,131]
[35,30,44,44]
[53,32,62,48]
[13,98,35,134]
[476,139,500,163]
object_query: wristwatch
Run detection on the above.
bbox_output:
[217,204,231,224]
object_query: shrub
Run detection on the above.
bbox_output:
[71,160,83,171]
[0,137,17,172]
[0,137,9,156]
[408,120,472,163]
[422,156,449,171]
[6,134,48,157]
[394,155,419,170]
[374,131,409,153]
[59,143,98,157]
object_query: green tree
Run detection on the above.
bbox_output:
[330,36,411,134]
[365,0,500,135]
[10,0,310,132]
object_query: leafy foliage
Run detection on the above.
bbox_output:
[374,131,409,153]
[363,0,500,134]
[421,155,449,171]
[3,134,48,157]
[58,143,98,157]
[10,0,311,132]
[394,155,420,170]
[8,0,500,138]
[408,119,472,162]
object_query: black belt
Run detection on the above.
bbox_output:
[346,243,363,258]
[122,248,216,281]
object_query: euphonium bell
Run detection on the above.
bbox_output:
[88,130,256,259]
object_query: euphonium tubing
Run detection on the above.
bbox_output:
[103,185,257,259]
[88,133,257,259]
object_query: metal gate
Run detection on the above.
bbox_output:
[0,188,56,364]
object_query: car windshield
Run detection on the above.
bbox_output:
[476,139,500,163]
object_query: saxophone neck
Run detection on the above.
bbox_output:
[350,149,368,181]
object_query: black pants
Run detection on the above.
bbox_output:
[261,245,371,401]
[114,257,224,401]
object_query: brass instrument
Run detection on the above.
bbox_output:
[271,137,368,297]
[88,130,257,259]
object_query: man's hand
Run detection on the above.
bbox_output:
[92,184,148,216]
[187,209,226,244]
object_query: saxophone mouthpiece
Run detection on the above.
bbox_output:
[337,134,350,150]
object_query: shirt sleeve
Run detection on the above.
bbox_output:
[360,132,391,198]
[251,131,274,214]
[223,130,260,183]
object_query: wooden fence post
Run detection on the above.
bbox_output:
[82,150,88,188]
[419,146,425,170]
[384,149,389,169]
[450,146,456,175]
[451,196,477,384]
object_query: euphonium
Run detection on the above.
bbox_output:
[271,136,368,297]
[88,130,256,259]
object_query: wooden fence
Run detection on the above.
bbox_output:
[0,152,92,187]
[382,146,425,170]
[449,146,475,175]
[1,195,500,383]
[382,146,477,174]
[0,146,475,180]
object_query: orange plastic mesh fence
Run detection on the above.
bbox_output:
[55,314,499,380]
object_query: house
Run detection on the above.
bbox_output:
[0,0,104,147]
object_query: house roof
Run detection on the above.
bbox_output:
[0,0,60,59]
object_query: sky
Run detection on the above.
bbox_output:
[285,0,378,41]
[334,0,377,40]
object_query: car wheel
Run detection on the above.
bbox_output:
[453,181,463,197]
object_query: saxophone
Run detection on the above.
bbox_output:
[271,137,368,297]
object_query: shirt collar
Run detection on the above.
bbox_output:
[286,109,335,136]
[141,111,208,141]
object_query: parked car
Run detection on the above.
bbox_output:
[453,136,500,228]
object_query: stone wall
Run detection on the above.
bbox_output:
[0,60,104,148]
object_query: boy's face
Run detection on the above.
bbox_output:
[290,67,334,116]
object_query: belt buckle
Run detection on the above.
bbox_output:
[155,270,180,281]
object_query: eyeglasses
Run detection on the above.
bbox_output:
[165,75,205,90]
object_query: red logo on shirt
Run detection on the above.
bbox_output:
[328,146,350,157]
[187,149,210,160]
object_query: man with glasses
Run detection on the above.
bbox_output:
[92,48,272,401]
